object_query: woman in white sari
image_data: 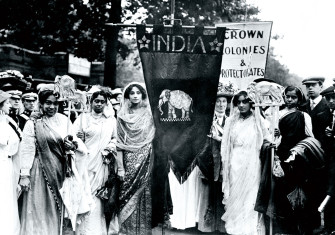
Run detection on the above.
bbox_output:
[0,90,20,235]
[221,90,270,234]
[74,90,117,235]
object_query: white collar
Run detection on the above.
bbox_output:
[311,95,322,106]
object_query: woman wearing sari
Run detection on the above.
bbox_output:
[271,86,319,234]
[18,90,89,235]
[112,82,155,235]
[73,90,117,235]
[0,90,20,234]
[221,90,270,234]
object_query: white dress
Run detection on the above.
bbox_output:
[0,119,20,235]
[168,166,201,230]
[221,114,268,235]
[73,111,117,235]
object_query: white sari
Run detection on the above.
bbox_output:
[73,111,117,235]
[221,108,270,235]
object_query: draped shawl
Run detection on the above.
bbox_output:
[116,82,155,152]
[221,105,269,201]
[35,118,66,213]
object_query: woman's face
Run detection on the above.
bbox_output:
[1,99,11,114]
[237,95,251,114]
[129,86,142,105]
[91,95,106,114]
[41,95,58,117]
[285,90,299,109]
[215,97,227,113]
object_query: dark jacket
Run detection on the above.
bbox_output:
[301,97,332,147]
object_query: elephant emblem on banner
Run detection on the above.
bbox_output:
[158,89,193,120]
[247,81,284,106]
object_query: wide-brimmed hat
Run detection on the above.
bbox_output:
[0,90,11,103]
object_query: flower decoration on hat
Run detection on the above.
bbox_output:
[217,81,238,97]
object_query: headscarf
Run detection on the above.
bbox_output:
[116,82,155,152]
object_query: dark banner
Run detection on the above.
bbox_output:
[136,24,226,226]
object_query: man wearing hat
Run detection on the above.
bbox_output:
[301,77,332,147]
[4,89,23,136]
[18,92,38,130]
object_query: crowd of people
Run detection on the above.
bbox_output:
[1,71,335,235]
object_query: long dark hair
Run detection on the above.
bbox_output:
[284,86,306,109]
[38,90,60,104]
[124,84,147,100]
[90,90,108,104]
[232,91,253,107]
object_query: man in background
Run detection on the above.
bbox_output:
[18,92,38,130]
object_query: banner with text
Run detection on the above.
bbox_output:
[217,22,272,90]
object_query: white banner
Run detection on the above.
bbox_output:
[68,53,91,77]
[216,22,272,90]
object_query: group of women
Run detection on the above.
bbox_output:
[1,79,331,234]
[2,82,154,235]
[197,84,328,234]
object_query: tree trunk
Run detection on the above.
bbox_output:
[104,0,121,88]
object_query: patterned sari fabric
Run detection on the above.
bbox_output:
[116,82,155,235]
[20,119,66,235]
[118,144,152,235]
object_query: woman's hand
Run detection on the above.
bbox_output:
[64,135,77,151]
[76,131,85,141]
[19,177,31,191]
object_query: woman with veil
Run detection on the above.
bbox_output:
[109,82,155,235]
[221,90,271,234]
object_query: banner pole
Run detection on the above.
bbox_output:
[171,0,175,22]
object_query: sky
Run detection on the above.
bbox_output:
[248,0,335,87]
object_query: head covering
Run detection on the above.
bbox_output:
[117,82,155,152]
[22,92,38,101]
[217,81,237,98]
[253,77,275,83]
[302,77,325,85]
[36,83,55,94]
[321,79,335,97]
[221,90,269,201]
[0,90,11,103]
[7,90,22,99]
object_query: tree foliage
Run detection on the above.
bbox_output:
[0,0,297,87]
[265,46,303,88]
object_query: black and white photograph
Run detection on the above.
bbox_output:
[0,0,335,234]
